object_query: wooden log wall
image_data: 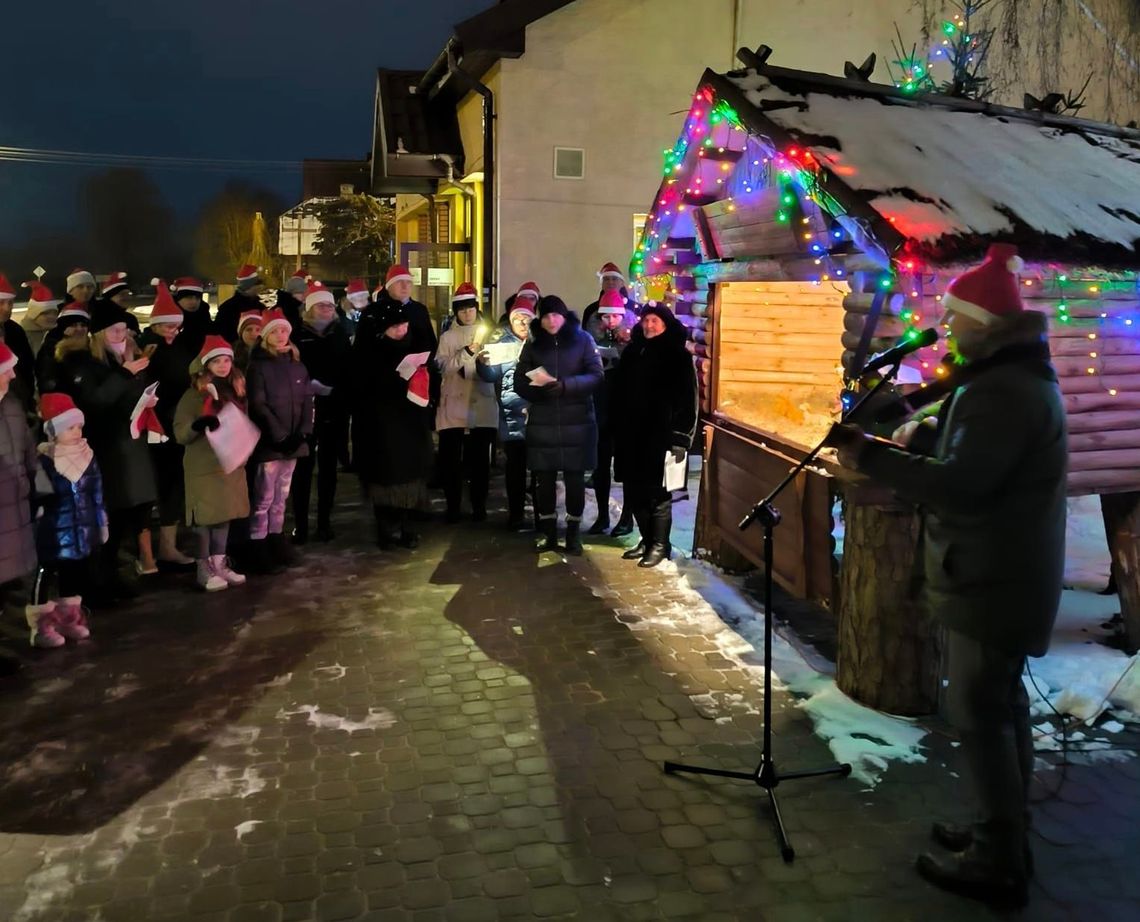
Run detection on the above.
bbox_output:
[841,271,1140,495]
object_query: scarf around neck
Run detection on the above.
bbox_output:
[40,438,95,484]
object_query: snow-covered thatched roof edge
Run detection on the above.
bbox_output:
[647,63,1140,272]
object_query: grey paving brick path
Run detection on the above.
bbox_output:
[0,492,1137,921]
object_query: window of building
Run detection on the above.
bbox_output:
[554,147,586,180]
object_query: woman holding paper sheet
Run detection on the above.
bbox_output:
[174,337,251,591]
[55,314,157,602]
[514,295,603,555]
[435,282,499,522]
[611,304,698,568]
[350,299,434,549]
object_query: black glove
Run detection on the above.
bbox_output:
[669,446,687,464]
[191,415,220,433]
[547,380,566,397]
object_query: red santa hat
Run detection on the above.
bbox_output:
[941,243,1025,325]
[0,342,18,376]
[40,392,85,437]
[58,301,91,323]
[597,262,625,283]
[21,281,62,318]
[451,282,478,309]
[129,383,166,442]
[101,271,130,297]
[286,269,310,295]
[172,276,205,296]
[515,281,541,304]
[237,310,263,335]
[198,335,234,367]
[407,365,430,407]
[66,268,96,292]
[345,278,370,308]
[304,281,335,310]
[597,289,626,315]
[236,264,260,283]
[0,274,16,300]
[385,264,414,290]
[147,279,183,326]
[260,307,291,339]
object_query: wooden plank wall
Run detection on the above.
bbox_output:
[707,424,834,601]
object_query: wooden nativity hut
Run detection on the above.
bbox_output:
[632,54,1140,714]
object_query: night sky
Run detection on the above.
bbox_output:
[0,0,490,249]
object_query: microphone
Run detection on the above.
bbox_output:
[857,327,939,377]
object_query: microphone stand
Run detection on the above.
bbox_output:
[664,362,902,862]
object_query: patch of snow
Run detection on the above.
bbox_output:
[263,672,292,688]
[276,704,396,733]
[235,820,261,839]
[729,73,1140,254]
[313,664,347,680]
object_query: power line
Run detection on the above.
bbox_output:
[0,145,304,174]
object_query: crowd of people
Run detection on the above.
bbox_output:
[0,260,698,673]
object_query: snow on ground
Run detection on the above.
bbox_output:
[636,475,1136,787]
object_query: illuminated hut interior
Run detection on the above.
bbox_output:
[633,56,1140,710]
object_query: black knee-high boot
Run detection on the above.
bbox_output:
[639,496,673,568]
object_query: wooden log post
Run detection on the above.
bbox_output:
[836,485,942,715]
[1100,491,1140,654]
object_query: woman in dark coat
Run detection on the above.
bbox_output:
[513,296,603,555]
[351,300,434,549]
[293,288,353,543]
[139,283,196,569]
[55,315,157,601]
[612,304,698,567]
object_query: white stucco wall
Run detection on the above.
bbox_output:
[471,0,1138,310]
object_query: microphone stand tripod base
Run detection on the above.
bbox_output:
[661,501,852,862]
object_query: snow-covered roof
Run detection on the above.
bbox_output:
[712,66,1140,268]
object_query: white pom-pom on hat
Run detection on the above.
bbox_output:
[150,277,161,286]
[1006,255,1025,274]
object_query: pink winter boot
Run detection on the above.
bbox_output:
[54,597,91,641]
[25,602,65,649]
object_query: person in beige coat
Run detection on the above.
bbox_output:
[174,336,250,592]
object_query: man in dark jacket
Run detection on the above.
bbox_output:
[827,245,1066,909]
[275,269,308,331]
[215,265,267,343]
[514,296,603,554]
[293,284,352,542]
[171,277,214,355]
[374,265,437,354]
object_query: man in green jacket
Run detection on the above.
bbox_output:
[828,244,1067,909]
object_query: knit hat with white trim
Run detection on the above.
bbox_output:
[66,268,96,293]
[147,279,183,326]
[304,282,335,310]
[101,271,130,297]
[385,264,413,290]
[941,243,1025,325]
[260,308,291,339]
[285,269,309,296]
[40,392,85,438]
[198,335,234,367]
[597,262,625,283]
[0,342,18,376]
